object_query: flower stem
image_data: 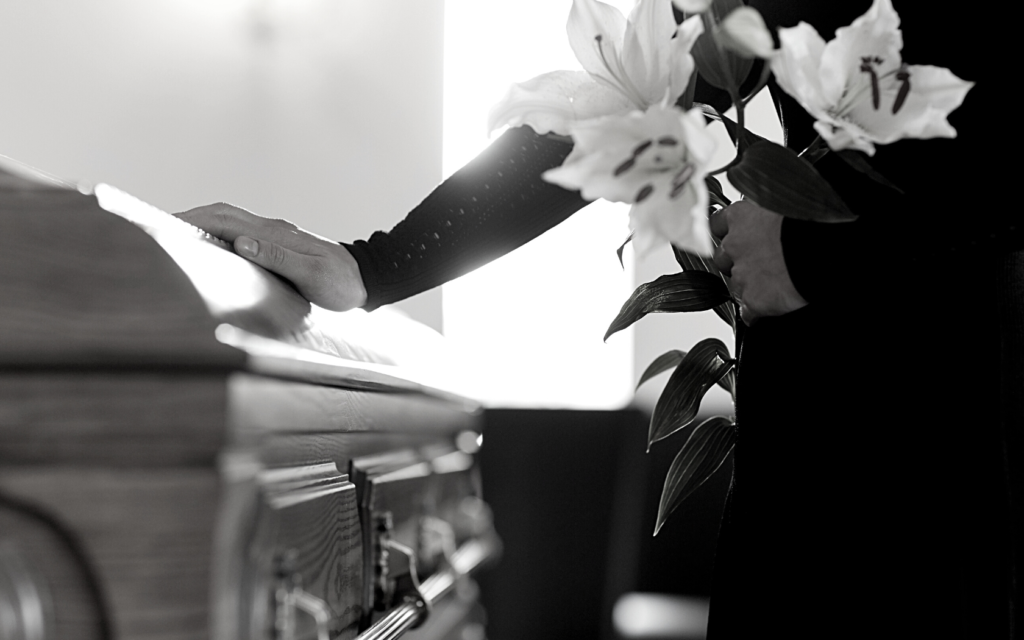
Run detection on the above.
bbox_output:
[741,60,773,107]
[701,10,749,178]
[703,12,745,148]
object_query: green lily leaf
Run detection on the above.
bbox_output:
[655,416,736,535]
[605,272,731,341]
[672,245,736,331]
[717,367,735,395]
[637,350,686,390]
[698,104,767,150]
[638,349,736,394]
[713,300,737,331]
[672,244,720,276]
[835,149,904,194]
[648,338,732,448]
[690,0,753,94]
[616,232,634,269]
[705,175,731,207]
[728,141,856,222]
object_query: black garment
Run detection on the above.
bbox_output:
[346,2,1022,637]
[344,128,585,311]
[706,3,1021,638]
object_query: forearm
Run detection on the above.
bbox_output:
[347,126,588,310]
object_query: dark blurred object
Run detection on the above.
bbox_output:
[478,409,731,640]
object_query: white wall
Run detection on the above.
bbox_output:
[0,0,445,329]
[441,0,636,408]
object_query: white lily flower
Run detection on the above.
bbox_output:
[770,0,973,155]
[543,104,718,257]
[488,0,704,136]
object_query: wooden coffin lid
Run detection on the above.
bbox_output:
[0,163,468,401]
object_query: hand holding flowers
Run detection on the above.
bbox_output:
[709,200,807,324]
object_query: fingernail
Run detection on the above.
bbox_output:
[237,237,258,256]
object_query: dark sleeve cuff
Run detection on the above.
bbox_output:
[340,240,381,311]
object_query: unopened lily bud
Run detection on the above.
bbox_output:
[673,0,713,14]
[717,7,774,59]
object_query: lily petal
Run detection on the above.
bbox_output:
[669,16,705,106]
[819,0,902,108]
[842,64,973,147]
[544,105,716,257]
[568,0,629,88]
[630,178,712,257]
[622,0,678,105]
[813,118,878,155]
[677,106,717,166]
[544,118,647,203]
[771,22,831,121]
[488,70,632,136]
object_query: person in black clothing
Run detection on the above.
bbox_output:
[179,1,1021,636]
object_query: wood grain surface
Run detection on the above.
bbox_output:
[0,184,242,369]
[0,497,106,640]
[0,372,228,466]
[213,460,364,639]
[0,466,221,640]
[229,373,481,441]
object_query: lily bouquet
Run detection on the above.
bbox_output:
[489,0,972,533]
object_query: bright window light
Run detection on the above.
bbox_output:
[442,0,636,408]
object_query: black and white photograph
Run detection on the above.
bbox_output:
[0,1,1019,638]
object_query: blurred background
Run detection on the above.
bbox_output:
[0,1,781,637]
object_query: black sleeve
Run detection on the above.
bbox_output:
[344,126,588,310]
[348,3,761,311]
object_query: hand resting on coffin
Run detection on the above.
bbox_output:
[175,203,367,311]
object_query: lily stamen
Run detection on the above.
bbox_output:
[594,34,648,107]
[837,59,904,115]
[633,139,654,156]
[893,65,911,114]
[672,163,695,187]
[670,163,695,199]
[860,55,884,110]
[669,180,688,199]
[614,157,636,176]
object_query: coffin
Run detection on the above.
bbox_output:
[0,162,495,640]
